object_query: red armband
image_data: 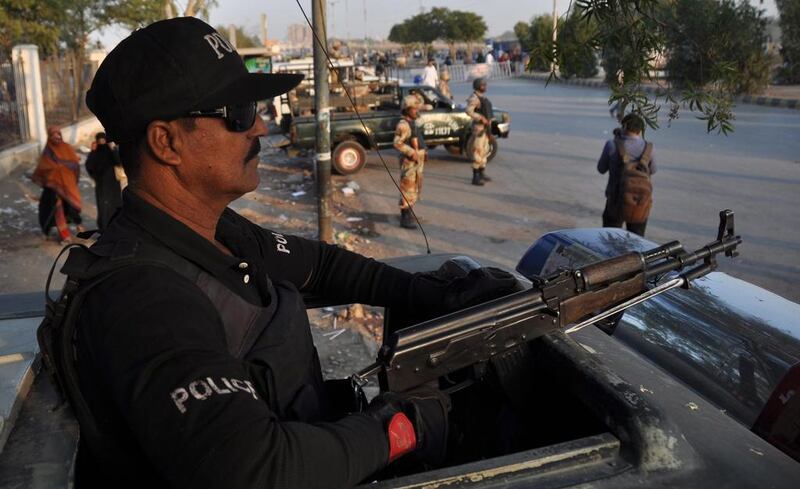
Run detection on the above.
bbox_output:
[387,412,417,462]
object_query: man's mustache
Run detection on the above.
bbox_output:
[245,139,261,163]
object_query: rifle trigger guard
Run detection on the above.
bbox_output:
[351,362,382,388]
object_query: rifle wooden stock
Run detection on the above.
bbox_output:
[560,273,646,325]
[580,253,644,287]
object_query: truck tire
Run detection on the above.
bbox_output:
[445,144,461,156]
[332,140,367,175]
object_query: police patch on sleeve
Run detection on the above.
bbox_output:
[170,377,258,414]
[271,232,291,255]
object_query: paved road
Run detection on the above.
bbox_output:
[352,78,800,302]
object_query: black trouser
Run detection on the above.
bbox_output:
[602,199,647,237]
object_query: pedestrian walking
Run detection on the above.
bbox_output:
[394,95,427,228]
[31,126,83,243]
[421,58,439,88]
[465,78,494,185]
[438,70,453,100]
[85,132,123,230]
[50,17,520,488]
[597,114,657,237]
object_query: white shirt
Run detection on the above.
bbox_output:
[421,65,439,88]
[485,53,495,65]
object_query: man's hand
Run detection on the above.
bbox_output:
[365,387,450,466]
[429,266,522,313]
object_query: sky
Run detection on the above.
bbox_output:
[96,0,781,49]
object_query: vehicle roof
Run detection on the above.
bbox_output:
[518,227,800,427]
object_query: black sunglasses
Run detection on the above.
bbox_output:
[186,101,257,132]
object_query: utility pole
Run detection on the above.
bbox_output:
[228,25,237,49]
[551,0,559,74]
[363,0,368,54]
[345,0,350,42]
[313,0,333,242]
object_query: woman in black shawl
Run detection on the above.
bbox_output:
[85,132,122,230]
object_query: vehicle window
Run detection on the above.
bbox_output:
[540,242,600,277]
[421,88,441,105]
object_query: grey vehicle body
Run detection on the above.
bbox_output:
[0,228,798,487]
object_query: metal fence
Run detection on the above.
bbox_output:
[40,54,99,128]
[386,61,525,85]
[0,61,26,151]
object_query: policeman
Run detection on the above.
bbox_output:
[465,78,494,186]
[72,18,518,488]
[394,95,427,229]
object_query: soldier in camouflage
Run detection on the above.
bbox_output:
[465,78,494,186]
[394,95,427,229]
[439,70,453,100]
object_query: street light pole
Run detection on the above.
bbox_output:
[313,0,333,242]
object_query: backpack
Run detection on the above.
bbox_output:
[615,138,654,224]
[36,238,200,472]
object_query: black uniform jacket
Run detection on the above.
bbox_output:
[74,190,437,489]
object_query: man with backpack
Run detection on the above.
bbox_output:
[39,18,519,489]
[597,113,657,237]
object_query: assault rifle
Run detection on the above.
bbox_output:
[353,210,742,393]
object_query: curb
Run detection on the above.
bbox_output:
[518,73,800,111]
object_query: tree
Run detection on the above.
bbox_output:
[513,21,531,53]
[518,9,597,79]
[435,8,487,60]
[557,7,598,79]
[662,0,770,94]
[561,0,771,133]
[0,0,62,62]
[104,0,164,30]
[519,15,557,72]
[776,0,800,83]
[388,12,440,59]
[388,9,486,60]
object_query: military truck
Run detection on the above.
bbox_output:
[289,84,511,174]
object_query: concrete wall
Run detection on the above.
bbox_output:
[60,116,104,148]
[0,142,40,179]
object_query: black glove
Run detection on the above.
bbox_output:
[365,387,450,466]
[414,266,522,315]
[441,266,522,311]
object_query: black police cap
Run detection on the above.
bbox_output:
[86,17,303,142]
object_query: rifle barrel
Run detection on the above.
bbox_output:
[645,235,742,278]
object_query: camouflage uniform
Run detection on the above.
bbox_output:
[394,117,426,210]
[466,91,490,171]
[438,71,453,100]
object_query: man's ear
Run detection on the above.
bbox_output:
[145,120,183,167]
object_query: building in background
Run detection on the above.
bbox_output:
[286,23,313,49]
